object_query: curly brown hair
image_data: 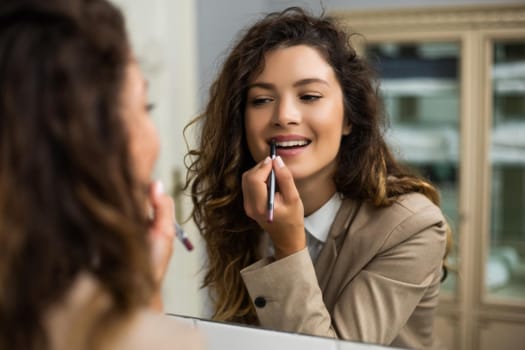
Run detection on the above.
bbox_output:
[185,7,450,324]
[0,0,154,349]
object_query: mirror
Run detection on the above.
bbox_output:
[112,2,525,350]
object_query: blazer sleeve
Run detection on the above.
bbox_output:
[241,248,337,337]
[240,204,446,345]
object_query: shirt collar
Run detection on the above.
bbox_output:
[304,193,342,243]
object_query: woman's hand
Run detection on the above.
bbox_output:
[242,156,305,260]
[148,181,175,311]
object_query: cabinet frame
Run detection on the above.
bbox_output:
[334,5,525,350]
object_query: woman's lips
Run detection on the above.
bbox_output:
[276,146,307,157]
[275,142,310,157]
[268,135,311,157]
[275,139,309,148]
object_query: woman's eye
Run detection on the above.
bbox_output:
[300,94,321,102]
[251,97,273,106]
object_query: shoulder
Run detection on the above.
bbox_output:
[390,192,445,233]
[45,274,205,350]
[394,191,441,214]
[348,192,446,250]
[365,192,443,226]
[105,310,205,350]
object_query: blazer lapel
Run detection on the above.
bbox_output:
[314,198,358,291]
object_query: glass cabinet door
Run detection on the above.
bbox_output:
[366,42,461,294]
[487,40,525,302]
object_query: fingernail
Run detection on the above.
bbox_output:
[154,180,165,196]
[276,156,285,168]
[264,157,271,165]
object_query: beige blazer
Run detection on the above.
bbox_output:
[44,274,205,350]
[241,192,447,349]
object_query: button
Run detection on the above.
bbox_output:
[254,296,266,308]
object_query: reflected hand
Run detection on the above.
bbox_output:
[242,156,305,260]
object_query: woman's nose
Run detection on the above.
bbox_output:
[272,96,301,126]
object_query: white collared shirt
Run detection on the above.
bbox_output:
[304,193,343,262]
[266,193,343,262]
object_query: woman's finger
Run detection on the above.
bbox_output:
[242,157,273,219]
[149,181,175,238]
[273,156,300,205]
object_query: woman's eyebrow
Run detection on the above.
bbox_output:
[247,78,329,90]
[247,82,275,90]
[293,78,329,87]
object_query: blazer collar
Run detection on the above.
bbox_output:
[314,197,359,291]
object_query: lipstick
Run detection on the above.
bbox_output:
[175,223,194,251]
[267,139,276,223]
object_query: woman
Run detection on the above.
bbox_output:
[186,7,450,349]
[0,0,203,349]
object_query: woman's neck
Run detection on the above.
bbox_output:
[295,176,337,216]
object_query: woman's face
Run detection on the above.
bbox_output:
[244,45,350,187]
[121,60,160,185]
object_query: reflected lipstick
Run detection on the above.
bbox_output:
[267,139,276,223]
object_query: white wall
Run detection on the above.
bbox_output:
[112,0,206,318]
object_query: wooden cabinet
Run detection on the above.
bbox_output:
[335,4,525,349]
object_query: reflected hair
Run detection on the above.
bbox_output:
[0,0,154,349]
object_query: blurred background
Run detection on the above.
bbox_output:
[112,1,525,349]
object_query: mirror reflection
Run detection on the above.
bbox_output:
[488,41,525,300]
[180,6,450,350]
[366,42,461,294]
[113,1,525,350]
